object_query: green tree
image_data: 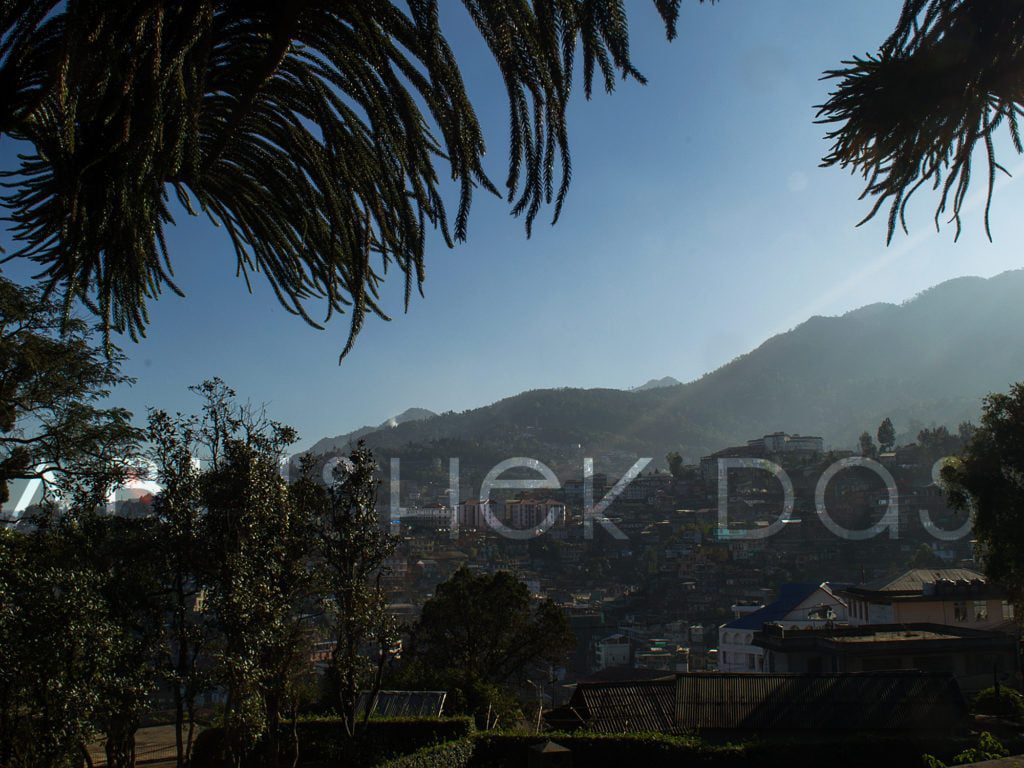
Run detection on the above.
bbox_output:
[146,409,212,768]
[0,468,156,768]
[403,567,574,720]
[918,425,963,459]
[958,420,977,444]
[293,445,398,738]
[0,524,119,768]
[0,1,697,356]
[666,451,685,479]
[0,276,140,510]
[858,431,877,458]
[923,731,1009,768]
[195,382,316,768]
[942,383,1024,602]
[877,417,896,453]
[55,513,167,768]
[0,278,145,766]
[146,381,341,767]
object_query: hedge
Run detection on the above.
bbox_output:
[376,738,475,768]
[464,732,985,768]
[469,731,718,768]
[973,686,1024,721]
[191,722,1024,768]
[190,715,474,767]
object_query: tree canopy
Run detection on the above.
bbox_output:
[0,275,140,510]
[0,0,693,358]
[877,417,895,453]
[2,1,1020,358]
[818,0,1024,242]
[942,383,1024,602]
[401,566,574,719]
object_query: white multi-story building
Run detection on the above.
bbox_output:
[594,633,631,670]
[746,432,824,455]
[504,498,567,530]
[718,582,847,673]
[456,498,499,530]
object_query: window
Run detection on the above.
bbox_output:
[721,652,728,664]
[953,601,967,622]
[1003,601,1015,620]
[747,653,756,670]
[974,600,988,621]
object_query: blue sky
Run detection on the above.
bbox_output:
[3,1,1024,451]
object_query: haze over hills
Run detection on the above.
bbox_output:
[308,270,1024,465]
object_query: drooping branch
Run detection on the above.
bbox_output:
[818,0,1024,242]
[0,1,701,358]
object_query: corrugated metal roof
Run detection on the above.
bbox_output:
[857,568,985,594]
[675,672,967,732]
[355,690,447,718]
[570,679,678,733]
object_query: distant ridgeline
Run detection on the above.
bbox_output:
[301,270,1024,481]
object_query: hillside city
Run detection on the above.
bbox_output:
[5,2,1024,768]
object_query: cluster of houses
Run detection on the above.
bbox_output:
[718,568,1018,695]
[365,430,1016,742]
[548,568,1020,740]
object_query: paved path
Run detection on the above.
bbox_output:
[88,724,198,767]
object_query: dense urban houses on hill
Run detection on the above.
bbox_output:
[839,568,1014,630]
[718,583,848,673]
[618,471,674,504]
[753,623,1020,694]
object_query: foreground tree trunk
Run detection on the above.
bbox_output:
[104,712,138,768]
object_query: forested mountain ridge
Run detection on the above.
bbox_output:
[308,271,1024,465]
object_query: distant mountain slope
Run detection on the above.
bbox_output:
[632,376,682,391]
[308,407,437,455]
[308,270,1024,462]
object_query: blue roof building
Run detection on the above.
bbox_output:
[718,582,847,672]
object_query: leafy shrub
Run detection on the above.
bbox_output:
[973,686,1024,721]
[923,731,1009,767]
[377,738,475,768]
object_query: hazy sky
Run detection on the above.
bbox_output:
[3,1,1024,450]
